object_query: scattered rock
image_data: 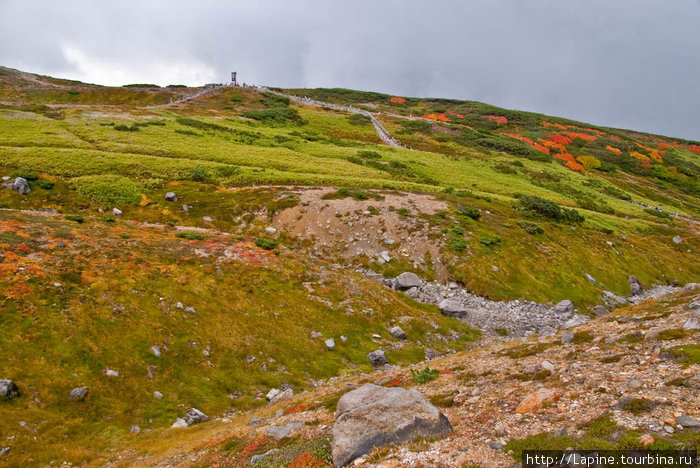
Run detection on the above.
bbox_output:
[438,298,468,318]
[70,387,89,401]
[389,326,407,340]
[676,415,700,428]
[340,335,347,342]
[171,418,188,428]
[165,192,178,202]
[251,449,280,464]
[265,227,278,235]
[246,355,256,364]
[266,388,282,401]
[202,216,213,222]
[394,272,421,290]
[664,425,674,434]
[184,407,209,425]
[515,388,560,413]
[629,276,643,296]
[150,345,161,357]
[561,331,574,344]
[325,338,336,350]
[367,350,387,367]
[592,305,609,316]
[689,300,700,310]
[639,434,655,446]
[682,283,699,293]
[0,447,9,456]
[0,379,20,399]
[112,208,122,217]
[104,368,120,377]
[267,422,303,440]
[585,273,597,284]
[489,441,504,450]
[683,318,699,330]
[310,331,323,339]
[379,251,391,263]
[153,391,163,399]
[627,379,643,390]
[248,417,261,426]
[331,383,451,468]
[672,236,683,244]
[552,300,574,316]
[541,361,555,372]
[182,204,189,213]
[130,425,140,435]
[11,177,30,195]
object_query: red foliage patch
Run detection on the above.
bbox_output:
[690,144,700,154]
[561,131,596,142]
[446,110,465,119]
[483,115,508,125]
[547,134,573,145]
[421,113,450,122]
[554,153,585,172]
[14,243,32,254]
[283,403,309,415]
[386,376,405,387]
[439,369,453,375]
[240,438,267,457]
[658,143,671,150]
[503,133,550,154]
[389,96,406,104]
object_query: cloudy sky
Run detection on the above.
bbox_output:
[1,0,699,140]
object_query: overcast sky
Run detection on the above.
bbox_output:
[1,0,699,140]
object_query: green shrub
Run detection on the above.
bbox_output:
[243,107,306,125]
[114,123,140,132]
[357,150,382,159]
[175,232,206,240]
[188,167,209,182]
[517,221,544,234]
[457,206,481,220]
[516,195,585,224]
[411,367,439,384]
[65,214,84,223]
[348,114,372,125]
[260,92,290,107]
[35,180,55,190]
[495,328,509,337]
[11,166,39,180]
[321,188,369,201]
[254,238,278,250]
[479,235,502,246]
[70,175,142,206]
[448,236,468,252]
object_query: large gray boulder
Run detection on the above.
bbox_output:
[628,276,643,296]
[12,177,30,195]
[0,379,20,399]
[69,386,89,401]
[165,192,178,202]
[367,350,387,367]
[394,272,421,290]
[389,326,407,340]
[332,383,452,467]
[552,300,574,316]
[184,407,209,425]
[438,298,467,318]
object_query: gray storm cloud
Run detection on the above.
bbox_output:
[0,0,698,140]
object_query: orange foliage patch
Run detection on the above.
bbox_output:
[658,143,670,150]
[542,121,567,130]
[547,134,573,145]
[289,452,326,468]
[554,153,585,172]
[689,145,700,154]
[4,282,33,300]
[539,138,566,153]
[630,151,650,162]
[503,133,550,154]
[421,113,450,122]
[283,404,309,415]
[606,145,622,155]
[561,131,596,142]
[389,96,406,104]
[483,115,508,125]
[634,143,663,163]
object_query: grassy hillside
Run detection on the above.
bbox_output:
[0,68,698,465]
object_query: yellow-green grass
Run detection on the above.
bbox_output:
[0,210,478,466]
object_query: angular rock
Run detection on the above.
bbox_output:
[672,235,683,244]
[389,326,407,340]
[552,300,574,316]
[153,391,163,399]
[0,379,20,399]
[332,383,451,467]
[171,418,188,428]
[130,425,140,435]
[561,331,574,344]
[310,331,323,339]
[202,216,213,222]
[438,298,467,318]
[112,208,123,217]
[683,318,699,330]
[184,407,209,425]
[515,388,560,413]
[325,338,336,350]
[629,276,643,296]
[585,273,597,284]
[379,251,391,263]
[675,415,700,428]
[541,361,555,372]
[104,368,119,377]
[682,283,699,293]
[265,227,277,235]
[267,422,303,440]
[165,192,178,202]
[394,272,421,290]
[269,388,293,406]
[367,350,387,367]
[592,305,610,316]
[70,387,88,401]
[12,177,30,195]
[266,388,282,401]
[251,449,280,464]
